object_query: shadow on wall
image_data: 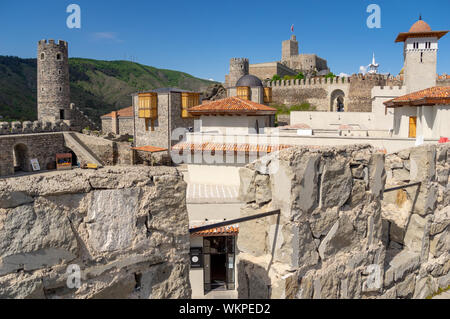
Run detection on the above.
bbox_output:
[237,258,272,299]
[13,143,29,172]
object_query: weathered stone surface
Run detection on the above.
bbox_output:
[384,251,420,287]
[430,206,450,235]
[404,214,428,253]
[396,273,416,298]
[320,159,352,208]
[392,169,410,182]
[413,276,438,299]
[86,188,141,253]
[255,174,271,205]
[0,166,191,299]
[0,203,77,275]
[430,230,449,258]
[410,145,436,183]
[369,153,386,198]
[0,190,34,209]
[309,207,339,238]
[386,156,404,169]
[238,167,256,203]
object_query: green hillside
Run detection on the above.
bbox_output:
[0,56,217,122]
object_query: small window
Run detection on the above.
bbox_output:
[40,53,45,60]
[59,87,62,92]
[420,52,423,63]
[57,53,61,60]
[60,109,65,120]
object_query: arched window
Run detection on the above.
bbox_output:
[57,53,62,60]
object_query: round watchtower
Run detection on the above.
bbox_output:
[37,39,71,122]
[228,58,249,87]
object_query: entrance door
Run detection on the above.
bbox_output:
[409,116,417,138]
[203,236,235,294]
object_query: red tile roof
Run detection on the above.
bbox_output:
[409,20,432,33]
[172,142,293,154]
[102,106,133,118]
[384,86,450,107]
[395,19,448,42]
[191,224,239,237]
[131,146,168,153]
[188,96,276,115]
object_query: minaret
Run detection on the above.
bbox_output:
[395,18,449,93]
[368,53,379,74]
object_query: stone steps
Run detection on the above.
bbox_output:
[63,132,103,167]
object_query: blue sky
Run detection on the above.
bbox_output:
[0,0,449,81]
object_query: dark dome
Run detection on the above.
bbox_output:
[236,74,263,87]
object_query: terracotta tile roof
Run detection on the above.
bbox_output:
[395,19,448,42]
[102,106,133,118]
[188,96,276,115]
[131,145,168,153]
[409,20,432,33]
[191,224,239,237]
[384,86,450,107]
[438,74,450,80]
[172,142,293,154]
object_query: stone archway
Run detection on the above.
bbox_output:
[330,89,346,112]
[13,143,30,173]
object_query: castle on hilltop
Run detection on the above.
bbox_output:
[225,35,330,87]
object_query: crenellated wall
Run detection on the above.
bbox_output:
[265,74,403,112]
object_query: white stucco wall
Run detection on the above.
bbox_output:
[290,86,406,131]
[392,105,450,139]
[200,115,270,135]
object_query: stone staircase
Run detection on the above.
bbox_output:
[63,132,103,167]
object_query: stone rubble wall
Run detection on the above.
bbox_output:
[382,143,449,298]
[236,143,449,299]
[0,166,191,299]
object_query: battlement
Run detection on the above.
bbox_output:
[0,120,73,136]
[230,57,249,64]
[265,73,402,88]
[38,39,68,48]
[371,85,406,97]
[266,76,351,87]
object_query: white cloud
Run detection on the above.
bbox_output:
[208,78,215,81]
[92,32,123,43]
[359,65,368,74]
[339,73,349,77]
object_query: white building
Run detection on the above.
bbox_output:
[384,86,450,139]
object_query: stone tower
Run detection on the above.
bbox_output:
[396,18,448,93]
[227,58,249,87]
[282,35,299,61]
[37,39,71,122]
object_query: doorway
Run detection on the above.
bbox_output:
[13,143,29,173]
[203,236,235,293]
[409,116,417,138]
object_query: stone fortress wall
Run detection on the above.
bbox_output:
[0,167,191,299]
[236,143,449,299]
[266,74,403,112]
[265,74,449,112]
